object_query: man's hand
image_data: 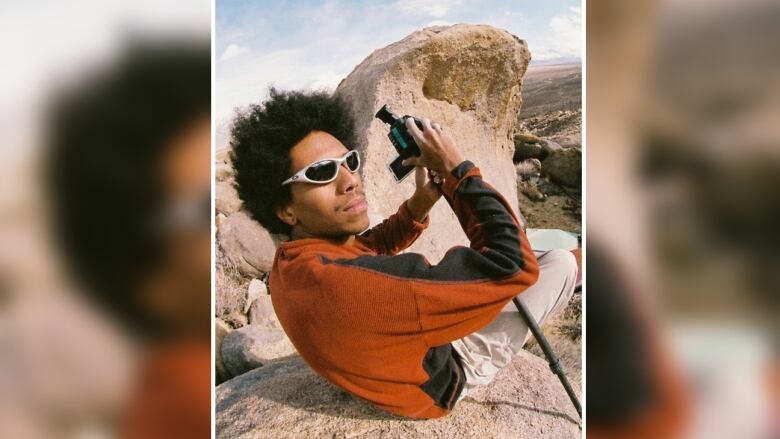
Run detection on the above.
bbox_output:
[401,118,465,177]
[406,166,442,222]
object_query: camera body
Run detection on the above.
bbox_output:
[375,105,423,182]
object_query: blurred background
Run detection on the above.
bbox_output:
[586,0,779,437]
[0,1,211,438]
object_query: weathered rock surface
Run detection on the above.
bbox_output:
[550,134,581,150]
[216,351,580,438]
[540,138,563,157]
[247,295,281,329]
[221,326,297,378]
[216,162,234,182]
[245,279,267,311]
[215,319,232,384]
[542,148,582,188]
[335,24,531,263]
[217,210,280,277]
[514,140,545,162]
[216,181,242,215]
[514,132,544,162]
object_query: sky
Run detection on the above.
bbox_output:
[215,0,582,146]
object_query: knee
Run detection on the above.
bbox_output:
[544,248,579,282]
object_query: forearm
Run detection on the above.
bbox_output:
[405,193,437,223]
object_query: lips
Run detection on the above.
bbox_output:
[342,195,367,214]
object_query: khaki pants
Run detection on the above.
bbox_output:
[452,249,578,400]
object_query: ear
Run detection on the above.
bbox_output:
[275,203,298,227]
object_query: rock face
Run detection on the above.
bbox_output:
[335,24,531,263]
[215,351,580,438]
[217,210,280,277]
[220,326,297,378]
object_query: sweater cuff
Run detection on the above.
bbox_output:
[442,160,481,199]
[399,199,431,230]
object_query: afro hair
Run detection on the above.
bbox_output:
[230,88,357,235]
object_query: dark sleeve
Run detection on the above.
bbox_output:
[355,201,430,256]
[321,161,538,346]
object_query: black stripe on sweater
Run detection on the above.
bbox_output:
[420,344,465,410]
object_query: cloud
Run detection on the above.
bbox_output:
[547,6,581,58]
[219,43,249,61]
[396,0,461,18]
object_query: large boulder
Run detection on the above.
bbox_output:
[542,148,582,188]
[216,351,580,438]
[217,210,281,277]
[335,24,531,263]
[221,325,297,378]
[513,132,544,162]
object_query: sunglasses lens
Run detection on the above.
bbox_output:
[305,160,338,182]
[346,150,359,171]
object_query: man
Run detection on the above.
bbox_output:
[231,89,578,419]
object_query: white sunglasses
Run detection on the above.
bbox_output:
[281,150,361,186]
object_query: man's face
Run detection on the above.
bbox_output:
[281,131,369,239]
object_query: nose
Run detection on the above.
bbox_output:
[335,162,359,194]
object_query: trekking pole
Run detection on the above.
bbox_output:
[512,296,582,418]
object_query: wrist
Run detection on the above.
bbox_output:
[406,195,433,222]
[443,155,466,176]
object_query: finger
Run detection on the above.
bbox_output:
[421,117,433,132]
[405,118,426,146]
[401,156,420,167]
[432,122,442,132]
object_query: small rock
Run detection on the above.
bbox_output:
[217,210,280,277]
[215,319,232,384]
[248,296,281,329]
[221,326,297,378]
[216,181,242,215]
[244,279,268,313]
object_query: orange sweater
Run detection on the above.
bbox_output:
[270,161,539,419]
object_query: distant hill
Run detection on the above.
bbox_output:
[520,63,581,119]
